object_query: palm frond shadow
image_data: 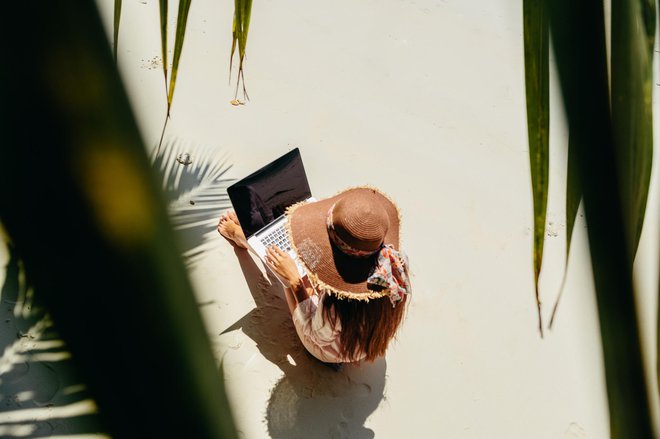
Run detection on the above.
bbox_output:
[0,243,104,437]
[152,139,236,266]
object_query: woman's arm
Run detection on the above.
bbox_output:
[265,246,314,313]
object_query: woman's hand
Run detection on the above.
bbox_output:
[265,246,301,288]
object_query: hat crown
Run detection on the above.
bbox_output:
[332,192,390,253]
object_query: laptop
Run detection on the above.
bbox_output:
[227,148,315,280]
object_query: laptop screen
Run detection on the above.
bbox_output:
[227,148,312,238]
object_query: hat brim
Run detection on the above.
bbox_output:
[287,187,400,300]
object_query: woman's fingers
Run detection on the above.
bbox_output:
[268,245,282,258]
[266,246,281,266]
[266,246,293,268]
[270,245,289,259]
[265,246,300,287]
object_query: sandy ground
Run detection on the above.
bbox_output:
[1,0,659,437]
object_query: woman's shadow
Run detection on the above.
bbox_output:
[220,248,386,439]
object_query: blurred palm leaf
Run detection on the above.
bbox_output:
[230,0,253,100]
[611,0,655,258]
[113,0,122,61]
[0,1,237,436]
[152,139,235,266]
[543,0,656,329]
[639,0,657,55]
[546,0,653,436]
[612,0,658,410]
[523,0,549,337]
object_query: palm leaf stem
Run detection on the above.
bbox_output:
[157,110,170,154]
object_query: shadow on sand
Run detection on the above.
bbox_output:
[152,139,235,267]
[0,243,105,438]
[221,248,386,439]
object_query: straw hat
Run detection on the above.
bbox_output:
[286,186,404,301]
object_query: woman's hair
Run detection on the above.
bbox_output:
[322,293,408,362]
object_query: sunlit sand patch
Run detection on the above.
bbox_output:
[0,399,98,423]
[0,316,52,382]
[0,423,37,437]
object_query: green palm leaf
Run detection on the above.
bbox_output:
[523,0,549,337]
[158,0,191,152]
[230,0,253,100]
[564,136,581,263]
[611,0,655,258]
[167,0,192,115]
[549,132,581,329]
[159,0,169,95]
[113,0,122,61]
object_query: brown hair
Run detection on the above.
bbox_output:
[322,293,408,362]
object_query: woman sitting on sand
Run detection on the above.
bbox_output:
[218,187,411,363]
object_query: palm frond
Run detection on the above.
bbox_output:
[159,0,168,96]
[167,0,192,116]
[564,135,582,263]
[157,0,191,153]
[113,0,122,62]
[230,0,253,100]
[547,0,653,436]
[523,0,549,337]
[548,132,581,329]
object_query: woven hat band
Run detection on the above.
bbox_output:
[326,205,381,258]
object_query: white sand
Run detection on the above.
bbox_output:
[2,0,658,437]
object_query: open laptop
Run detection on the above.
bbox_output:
[227,148,314,280]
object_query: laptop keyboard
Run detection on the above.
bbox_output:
[260,226,292,253]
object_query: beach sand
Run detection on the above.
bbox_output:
[1,0,658,437]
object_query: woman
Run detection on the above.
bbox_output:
[218,187,411,363]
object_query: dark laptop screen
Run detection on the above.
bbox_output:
[227,148,311,238]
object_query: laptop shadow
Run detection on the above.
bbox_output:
[221,248,387,439]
